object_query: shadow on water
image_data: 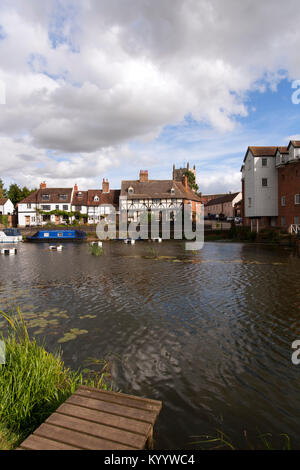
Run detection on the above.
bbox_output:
[1,241,300,449]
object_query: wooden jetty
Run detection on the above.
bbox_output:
[18,386,162,450]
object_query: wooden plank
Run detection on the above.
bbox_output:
[76,386,162,413]
[67,394,158,424]
[34,422,131,450]
[19,434,80,450]
[46,412,145,449]
[18,387,162,450]
[56,402,151,437]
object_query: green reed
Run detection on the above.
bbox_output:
[0,309,110,449]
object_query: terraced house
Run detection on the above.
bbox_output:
[18,182,74,226]
[18,179,121,227]
[18,165,201,227]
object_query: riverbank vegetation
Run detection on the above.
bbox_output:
[0,309,110,450]
[205,225,293,245]
[193,429,292,450]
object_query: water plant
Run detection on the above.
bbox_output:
[89,243,103,256]
[191,429,292,450]
[0,309,110,449]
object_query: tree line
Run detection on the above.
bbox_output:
[0,178,36,207]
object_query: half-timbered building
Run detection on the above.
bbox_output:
[120,170,202,222]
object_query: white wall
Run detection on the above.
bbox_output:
[0,199,14,215]
[244,151,278,218]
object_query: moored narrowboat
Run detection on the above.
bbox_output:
[26,229,87,242]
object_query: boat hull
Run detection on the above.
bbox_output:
[26,229,87,242]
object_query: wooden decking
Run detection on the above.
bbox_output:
[19,386,162,450]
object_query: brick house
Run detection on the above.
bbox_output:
[277,142,300,229]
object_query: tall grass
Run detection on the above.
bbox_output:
[0,309,110,449]
[191,429,292,450]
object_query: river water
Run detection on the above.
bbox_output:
[1,241,300,449]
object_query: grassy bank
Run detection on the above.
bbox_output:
[205,225,294,245]
[0,309,110,450]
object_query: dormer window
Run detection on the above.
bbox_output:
[77,192,83,198]
[94,195,99,202]
[170,187,175,195]
[59,194,67,200]
[128,187,134,195]
[42,194,50,201]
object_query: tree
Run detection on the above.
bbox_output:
[21,186,36,200]
[184,170,199,192]
[0,178,6,199]
[7,184,23,206]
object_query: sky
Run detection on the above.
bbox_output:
[1,0,300,194]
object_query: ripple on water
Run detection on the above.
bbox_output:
[1,241,300,448]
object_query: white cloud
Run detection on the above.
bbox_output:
[0,0,300,191]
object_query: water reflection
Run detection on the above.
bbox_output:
[0,241,300,449]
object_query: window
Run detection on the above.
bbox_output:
[63,205,68,211]
[59,194,67,200]
[27,203,31,209]
[128,187,134,195]
[295,194,300,205]
[262,158,268,167]
[94,196,99,202]
[262,178,268,187]
[281,196,286,206]
[281,216,286,226]
[55,205,59,210]
[295,216,299,225]
[78,192,83,198]
[248,197,252,207]
[42,194,50,201]
[170,187,175,195]
[41,205,51,211]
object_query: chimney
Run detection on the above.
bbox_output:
[139,170,148,182]
[74,183,78,191]
[40,181,47,189]
[102,178,110,193]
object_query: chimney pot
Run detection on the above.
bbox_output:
[102,178,110,193]
[40,181,47,189]
[139,170,148,182]
[74,183,78,191]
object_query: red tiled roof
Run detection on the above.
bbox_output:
[248,146,278,156]
[87,190,120,207]
[121,179,201,202]
[72,190,88,206]
[205,192,240,207]
[0,198,8,205]
[277,146,289,154]
[289,140,300,148]
[19,188,73,204]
